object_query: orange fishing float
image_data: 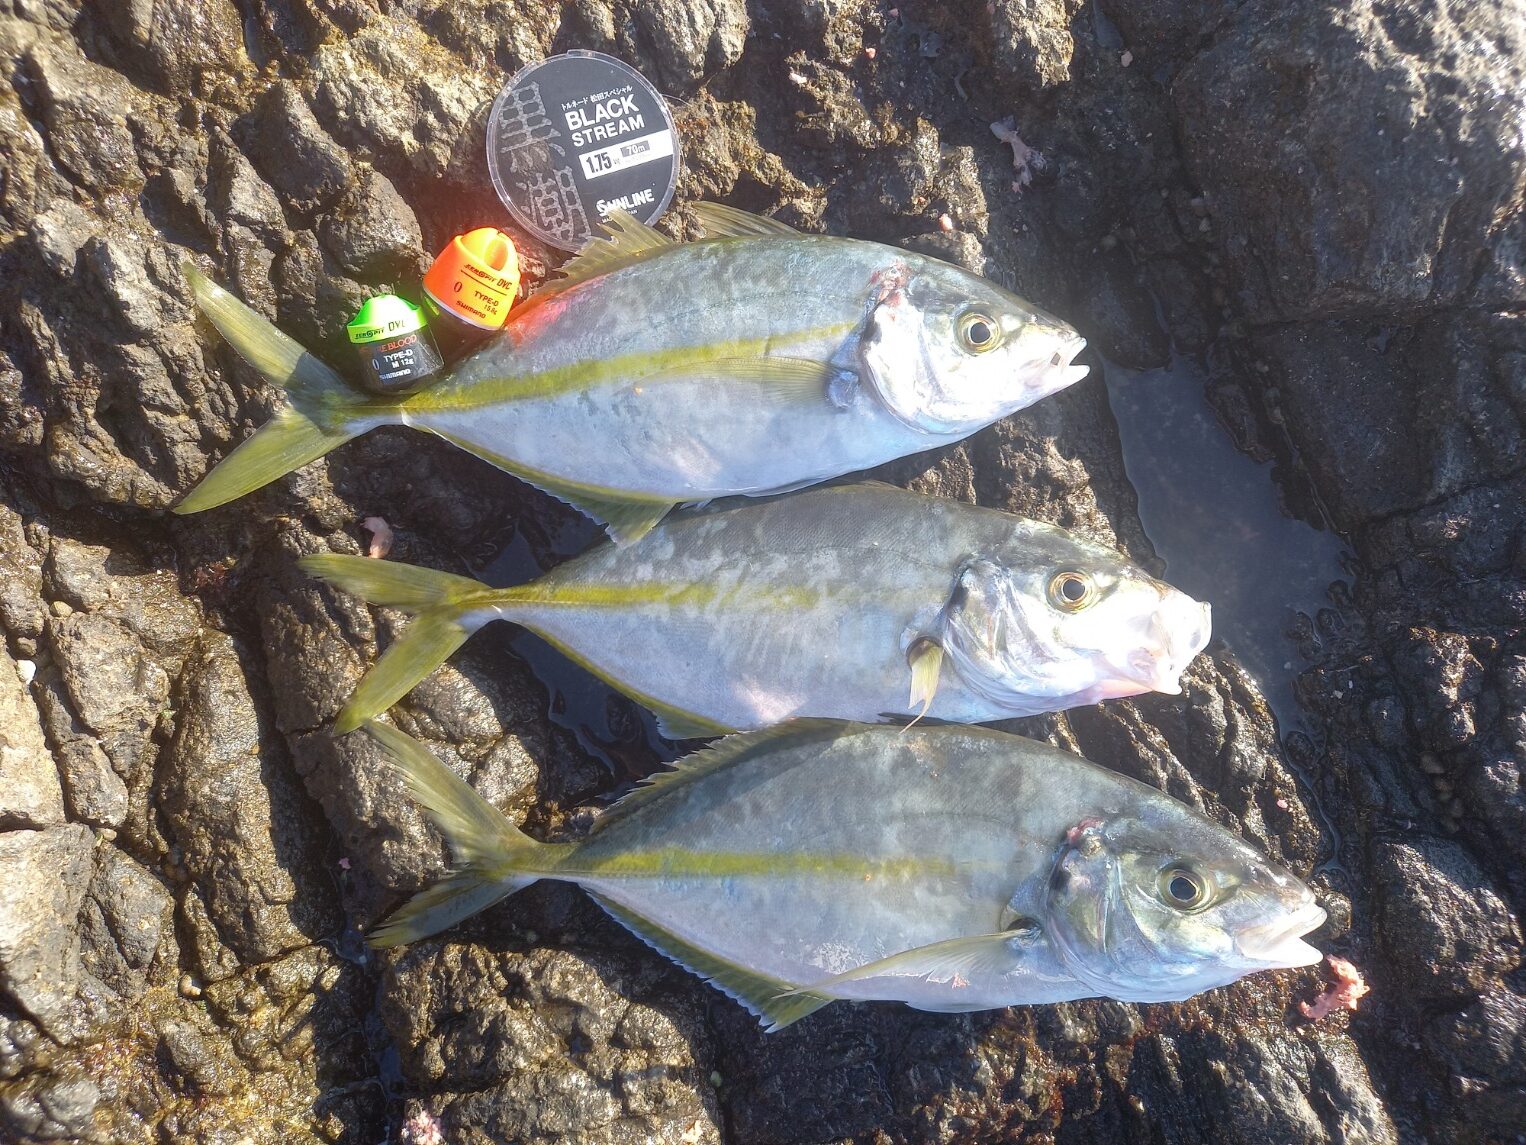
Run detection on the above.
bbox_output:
[421,228,520,353]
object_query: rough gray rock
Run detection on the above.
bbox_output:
[0,0,1523,1140]
[0,824,94,1037]
[0,647,63,830]
[157,630,340,973]
[634,0,749,90]
[1374,834,1523,1001]
[1174,0,1526,324]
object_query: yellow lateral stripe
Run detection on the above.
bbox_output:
[486,580,819,611]
[399,321,857,413]
[562,848,962,881]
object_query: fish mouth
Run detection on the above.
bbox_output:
[1235,901,1328,967]
[1026,334,1089,395]
[1107,598,1212,696]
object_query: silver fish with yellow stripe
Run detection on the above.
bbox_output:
[175,204,1088,543]
[363,719,1326,1030]
[301,484,1211,736]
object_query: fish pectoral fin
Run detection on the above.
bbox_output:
[643,355,835,405]
[691,202,802,238]
[906,639,944,724]
[589,893,833,1032]
[650,704,733,742]
[783,933,1025,998]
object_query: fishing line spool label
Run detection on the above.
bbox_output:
[487,50,679,250]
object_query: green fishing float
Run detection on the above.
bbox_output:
[346,294,445,396]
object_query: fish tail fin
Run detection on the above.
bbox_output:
[363,720,550,947]
[299,554,497,733]
[175,262,384,513]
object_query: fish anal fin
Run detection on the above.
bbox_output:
[691,203,802,239]
[651,705,733,742]
[430,430,676,546]
[589,893,831,1032]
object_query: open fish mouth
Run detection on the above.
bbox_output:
[1021,334,1089,397]
[1107,598,1212,696]
[1235,901,1328,967]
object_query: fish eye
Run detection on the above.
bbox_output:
[1047,570,1096,611]
[1158,867,1211,911]
[957,311,1001,353]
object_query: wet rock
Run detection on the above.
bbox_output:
[317,165,424,281]
[634,0,749,90]
[1373,836,1522,1001]
[78,850,174,1003]
[0,1068,101,1142]
[982,0,1084,92]
[19,42,141,193]
[381,941,721,1143]
[49,612,163,736]
[1425,986,1526,1138]
[0,823,94,1036]
[27,198,98,279]
[308,17,518,183]
[1249,311,1526,530]
[242,85,352,215]
[157,630,340,970]
[0,502,44,650]
[90,0,249,97]
[1175,0,1526,323]
[0,646,64,830]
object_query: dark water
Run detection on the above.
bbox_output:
[1101,356,1352,731]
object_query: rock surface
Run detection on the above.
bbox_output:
[0,0,1522,1142]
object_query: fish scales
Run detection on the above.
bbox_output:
[366,720,1327,1026]
[495,485,1002,724]
[174,205,1090,542]
[402,238,923,498]
[562,724,1084,987]
[303,483,1212,733]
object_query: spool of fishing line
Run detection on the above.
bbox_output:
[486,50,679,250]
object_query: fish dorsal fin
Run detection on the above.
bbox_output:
[589,892,832,1031]
[691,202,802,239]
[511,211,676,323]
[592,720,858,834]
[551,210,675,289]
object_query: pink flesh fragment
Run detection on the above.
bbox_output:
[362,516,394,559]
[1299,955,1368,1020]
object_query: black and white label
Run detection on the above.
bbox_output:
[487,51,679,251]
